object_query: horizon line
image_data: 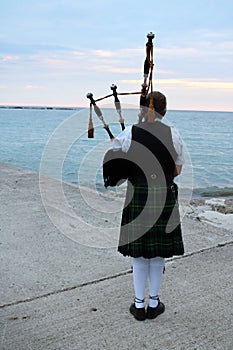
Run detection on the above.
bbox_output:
[0,104,232,113]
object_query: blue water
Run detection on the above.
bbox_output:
[0,107,232,198]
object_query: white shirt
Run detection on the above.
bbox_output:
[112,120,185,165]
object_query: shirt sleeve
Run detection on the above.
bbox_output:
[111,125,132,153]
[170,126,185,165]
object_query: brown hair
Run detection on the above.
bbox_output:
[146,91,167,116]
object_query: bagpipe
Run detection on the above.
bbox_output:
[86,32,156,140]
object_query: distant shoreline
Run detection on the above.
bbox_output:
[0,105,232,113]
[0,105,83,111]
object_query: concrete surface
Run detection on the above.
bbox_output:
[0,163,233,349]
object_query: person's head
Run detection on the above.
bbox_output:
[146,91,167,117]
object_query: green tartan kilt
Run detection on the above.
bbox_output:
[118,182,184,258]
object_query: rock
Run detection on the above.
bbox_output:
[197,210,233,232]
[203,198,233,214]
[205,198,225,206]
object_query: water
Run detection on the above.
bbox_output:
[0,107,232,198]
[166,110,233,197]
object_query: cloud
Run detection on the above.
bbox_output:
[88,65,141,74]
[1,24,232,111]
[119,78,233,90]
[156,41,233,59]
[93,50,115,58]
[15,48,143,76]
[185,81,233,89]
[194,29,233,39]
[42,57,68,68]
[24,84,45,90]
[157,47,199,57]
[1,55,20,62]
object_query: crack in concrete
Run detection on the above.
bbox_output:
[1,241,232,310]
[0,270,131,309]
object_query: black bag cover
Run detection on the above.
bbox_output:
[103,149,130,188]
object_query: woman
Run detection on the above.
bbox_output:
[112,91,185,321]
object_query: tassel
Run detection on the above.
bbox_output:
[88,117,94,138]
[88,104,94,138]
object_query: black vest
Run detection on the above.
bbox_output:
[127,122,177,185]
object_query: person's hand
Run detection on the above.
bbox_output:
[174,165,182,177]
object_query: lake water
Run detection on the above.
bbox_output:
[0,107,232,198]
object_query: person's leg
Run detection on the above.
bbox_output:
[148,257,165,307]
[132,257,149,308]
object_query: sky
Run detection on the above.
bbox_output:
[1,0,233,111]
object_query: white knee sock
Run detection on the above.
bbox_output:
[148,257,165,307]
[132,257,149,308]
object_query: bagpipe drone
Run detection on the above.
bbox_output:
[86,32,156,140]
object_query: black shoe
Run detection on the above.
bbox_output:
[129,303,146,321]
[146,301,165,319]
